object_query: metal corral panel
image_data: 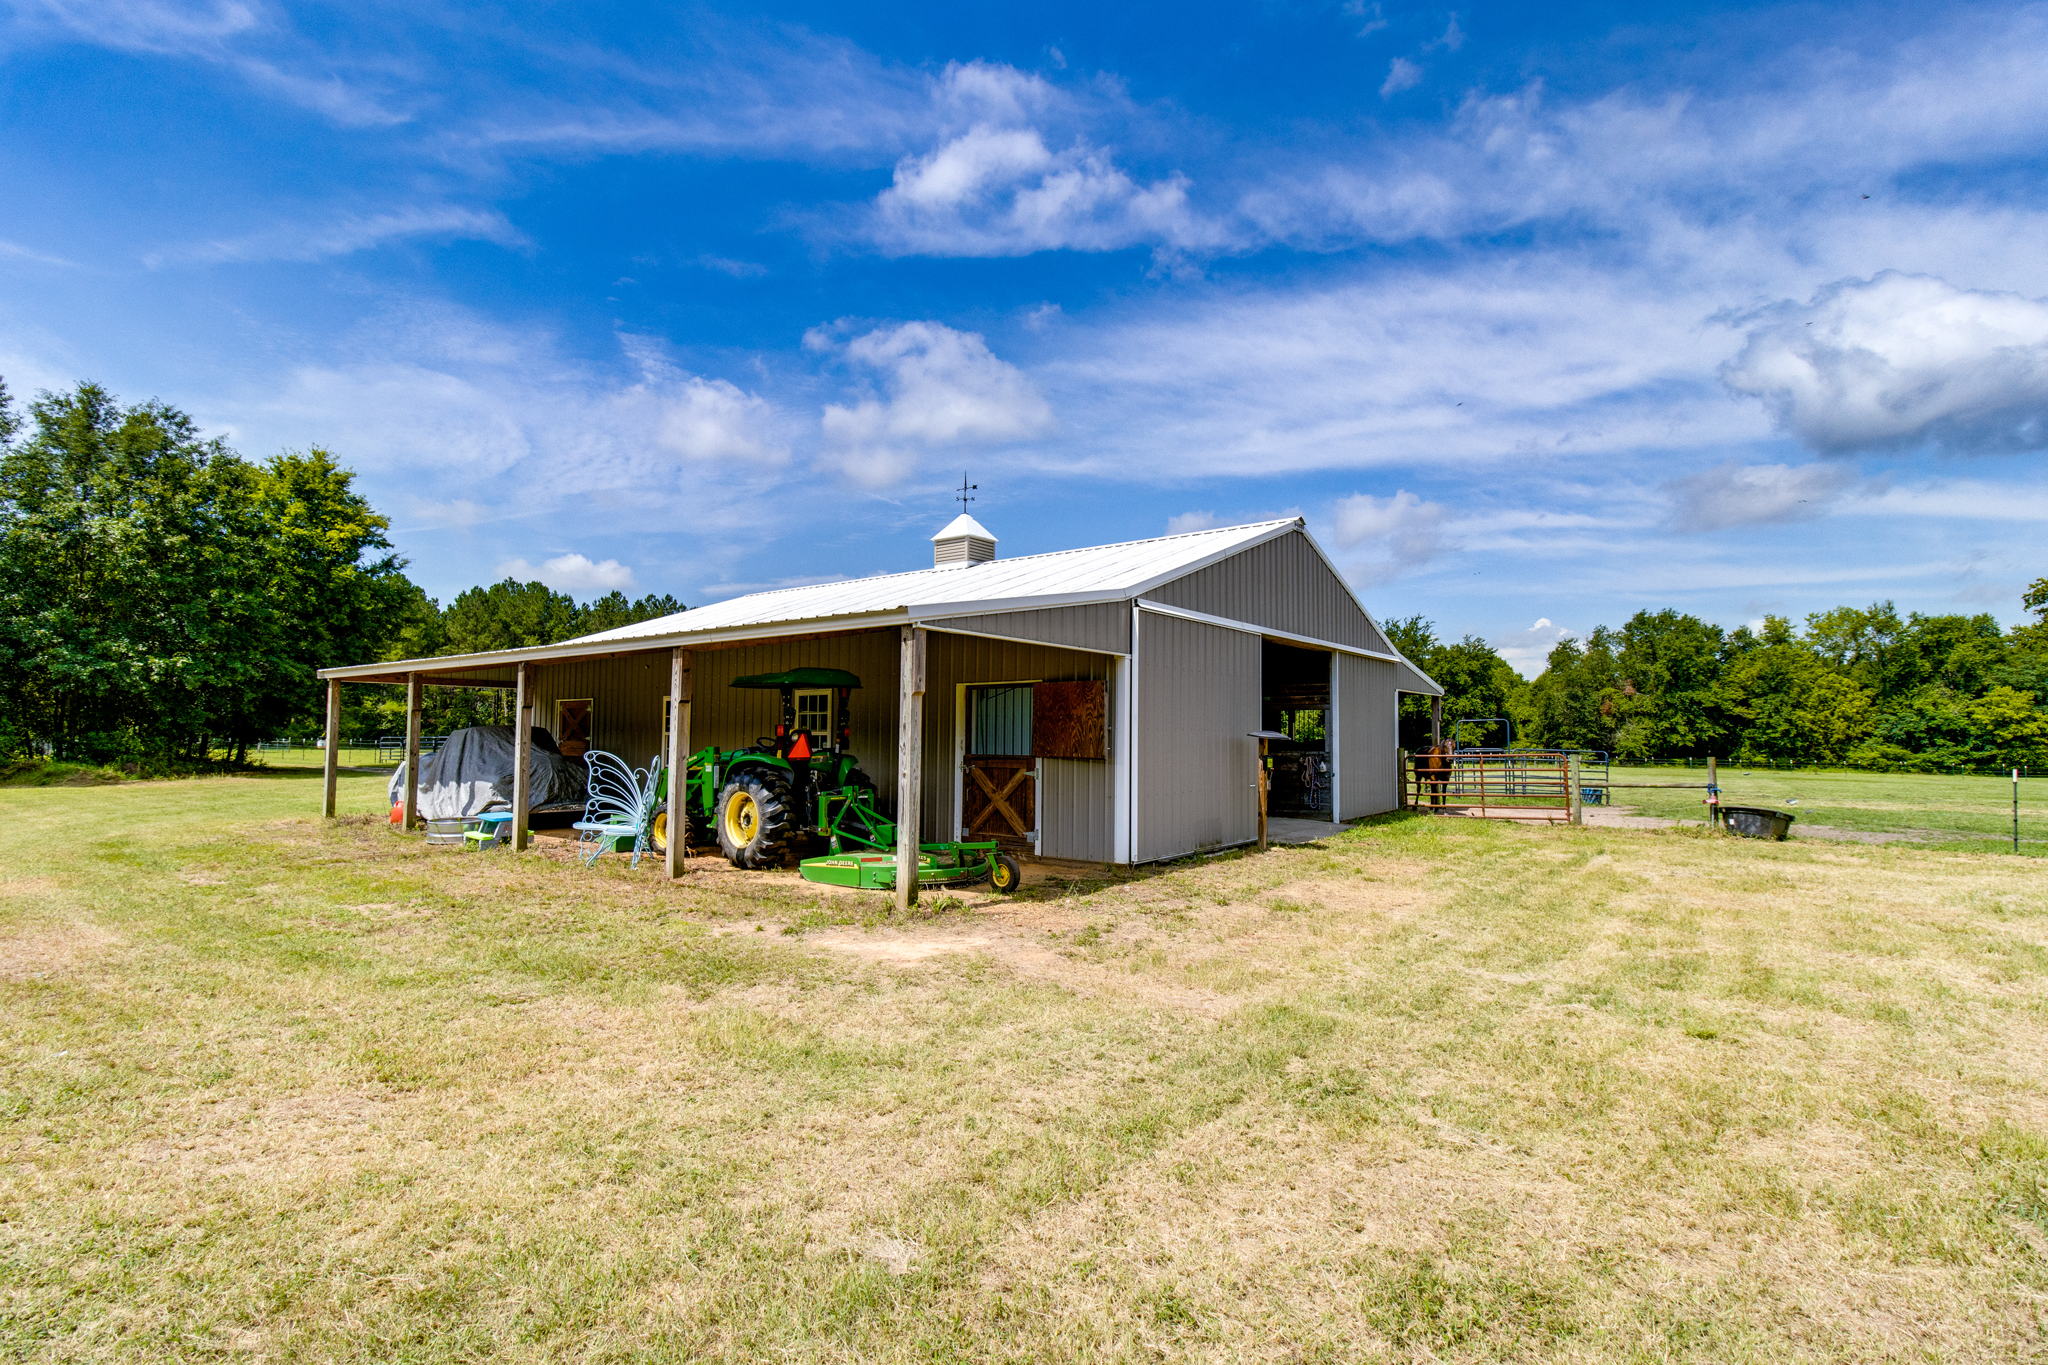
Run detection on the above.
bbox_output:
[1147,529,1391,653]
[1336,653,1401,819]
[1134,612,1260,862]
[531,630,901,801]
[923,633,1116,863]
[930,601,1131,654]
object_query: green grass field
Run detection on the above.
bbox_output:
[5,770,2048,1361]
[1600,765,2048,851]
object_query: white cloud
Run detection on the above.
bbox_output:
[1721,272,2048,455]
[869,125,1213,256]
[146,206,525,267]
[815,320,1052,487]
[1165,510,1222,534]
[496,553,637,593]
[1668,461,1862,531]
[1326,489,1450,584]
[1379,58,1422,99]
[1493,617,1578,678]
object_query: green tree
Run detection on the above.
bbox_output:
[1382,616,1524,748]
[1610,610,1729,760]
[1719,642,1873,764]
[0,382,411,763]
[1520,629,1622,753]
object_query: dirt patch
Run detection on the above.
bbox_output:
[0,918,121,980]
[0,876,62,900]
[795,922,1236,1016]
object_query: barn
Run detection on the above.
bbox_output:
[317,515,1442,888]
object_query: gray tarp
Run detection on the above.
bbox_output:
[387,726,587,821]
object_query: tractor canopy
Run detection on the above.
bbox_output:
[729,668,862,690]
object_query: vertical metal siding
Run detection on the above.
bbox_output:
[1336,653,1400,819]
[923,633,1116,863]
[1147,530,1391,653]
[530,631,901,796]
[925,602,1131,653]
[528,651,670,766]
[1134,612,1260,862]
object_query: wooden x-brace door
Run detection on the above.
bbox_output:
[962,757,1036,846]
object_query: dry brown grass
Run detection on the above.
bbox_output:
[2,771,2047,1361]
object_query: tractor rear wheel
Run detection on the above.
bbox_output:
[716,770,798,869]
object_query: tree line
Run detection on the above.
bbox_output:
[0,379,679,769]
[1389,594,2048,770]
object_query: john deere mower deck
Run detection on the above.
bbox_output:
[646,667,1023,893]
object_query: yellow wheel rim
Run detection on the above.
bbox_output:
[992,860,1016,891]
[651,810,669,850]
[723,790,759,846]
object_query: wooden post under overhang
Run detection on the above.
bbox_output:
[402,672,422,830]
[321,679,341,818]
[666,647,692,880]
[512,662,532,851]
[1430,695,1443,746]
[894,625,927,914]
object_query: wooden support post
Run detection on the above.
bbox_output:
[1705,755,1719,827]
[1568,753,1584,826]
[402,672,422,831]
[1430,695,1443,746]
[511,663,532,852]
[666,648,692,880]
[321,679,341,818]
[1398,748,1409,810]
[894,626,927,915]
[1256,736,1271,852]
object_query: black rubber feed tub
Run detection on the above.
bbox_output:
[1720,805,1796,841]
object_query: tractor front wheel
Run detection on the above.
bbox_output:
[987,852,1024,894]
[648,802,712,857]
[716,770,797,869]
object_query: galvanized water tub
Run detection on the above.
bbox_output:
[1720,805,1795,841]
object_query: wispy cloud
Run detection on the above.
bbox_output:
[0,239,76,268]
[145,205,526,267]
[13,0,410,126]
[1667,461,1863,532]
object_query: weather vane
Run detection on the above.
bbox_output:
[955,472,977,512]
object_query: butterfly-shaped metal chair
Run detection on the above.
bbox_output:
[572,749,664,869]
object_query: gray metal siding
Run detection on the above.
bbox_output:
[1336,653,1400,819]
[1134,612,1260,862]
[531,630,902,803]
[1148,530,1390,653]
[923,633,1116,863]
[927,601,1131,654]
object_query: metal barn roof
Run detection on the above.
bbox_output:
[565,518,1303,645]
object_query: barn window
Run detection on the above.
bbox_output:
[793,688,833,739]
[555,698,592,757]
[968,684,1033,756]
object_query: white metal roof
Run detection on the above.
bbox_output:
[930,512,997,542]
[566,518,1303,646]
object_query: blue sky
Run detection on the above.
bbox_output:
[5,1,2048,671]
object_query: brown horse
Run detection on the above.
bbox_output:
[1412,741,1455,809]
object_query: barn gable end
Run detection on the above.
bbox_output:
[1143,528,1391,654]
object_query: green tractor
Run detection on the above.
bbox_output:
[649,667,1022,892]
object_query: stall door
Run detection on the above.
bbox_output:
[962,683,1036,847]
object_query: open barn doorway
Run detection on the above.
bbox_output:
[1262,640,1332,820]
